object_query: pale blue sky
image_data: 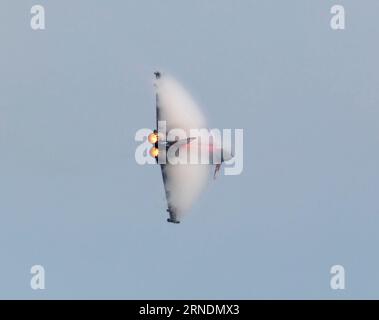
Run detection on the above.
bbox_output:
[0,1,378,299]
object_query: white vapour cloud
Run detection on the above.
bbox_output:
[155,74,210,219]
[156,74,206,134]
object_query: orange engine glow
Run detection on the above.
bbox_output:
[149,147,159,158]
[148,132,158,144]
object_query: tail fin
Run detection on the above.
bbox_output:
[213,164,221,180]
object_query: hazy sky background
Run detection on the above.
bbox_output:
[0,1,378,299]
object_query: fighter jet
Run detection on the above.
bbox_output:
[147,72,233,224]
